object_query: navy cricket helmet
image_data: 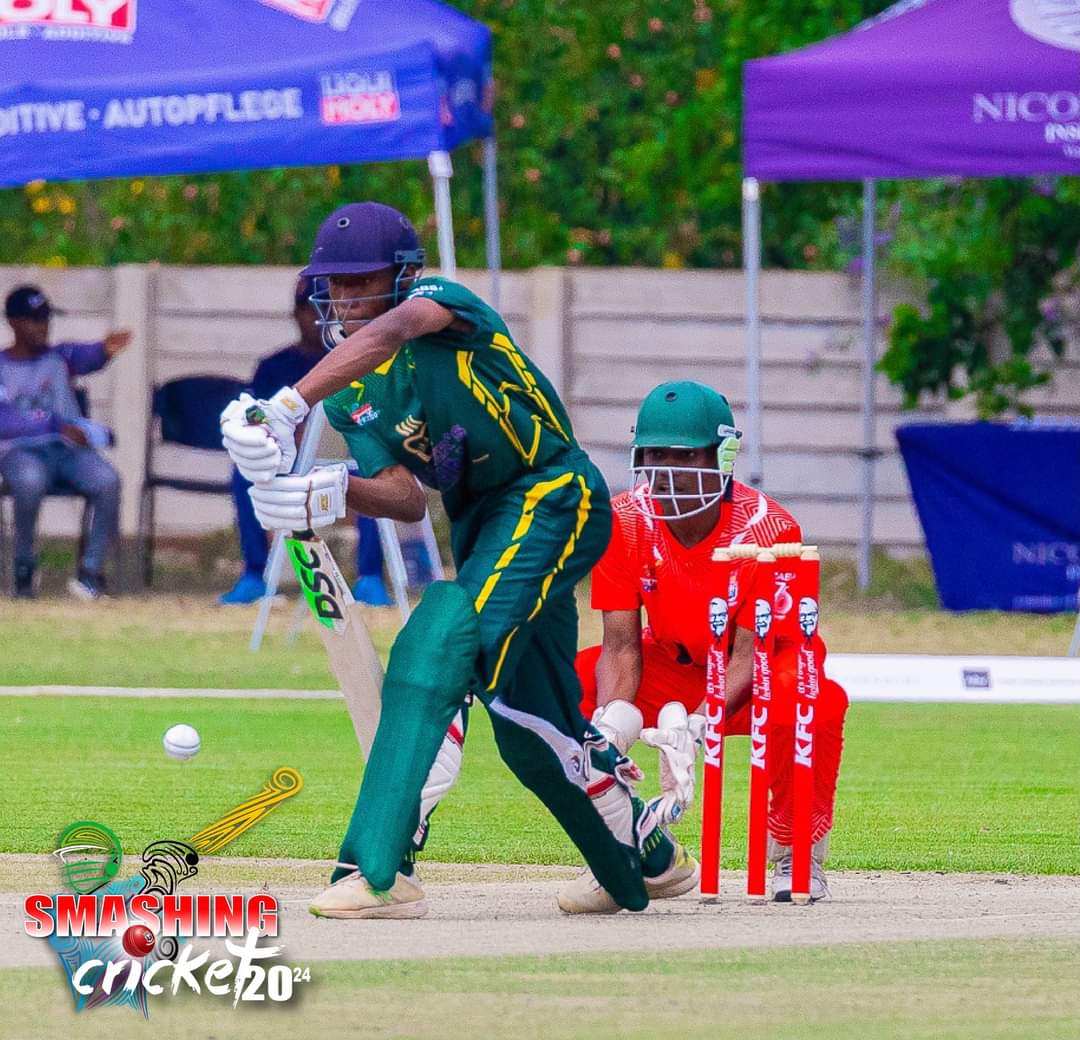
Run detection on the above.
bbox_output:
[301,202,426,349]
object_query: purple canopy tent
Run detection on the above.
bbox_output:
[741,0,1080,587]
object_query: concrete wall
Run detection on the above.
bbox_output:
[3,264,1077,552]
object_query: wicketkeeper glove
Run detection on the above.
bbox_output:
[641,702,705,825]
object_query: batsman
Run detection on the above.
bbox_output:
[220,203,695,919]
[568,381,850,908]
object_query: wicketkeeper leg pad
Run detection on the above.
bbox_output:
[335,581,479,890]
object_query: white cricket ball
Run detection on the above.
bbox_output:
[163,724,201,761]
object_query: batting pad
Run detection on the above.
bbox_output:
[335,581,479,890]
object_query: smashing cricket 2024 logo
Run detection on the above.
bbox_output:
[23,769,310,1017]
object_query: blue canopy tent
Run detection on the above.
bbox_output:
[0,0,501,295]
[1,0,499,642]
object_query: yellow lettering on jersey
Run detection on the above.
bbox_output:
[488,332,570,442]
[455,334,570,464]
[456,350,540,463]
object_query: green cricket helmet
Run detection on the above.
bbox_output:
[630,381,742,519]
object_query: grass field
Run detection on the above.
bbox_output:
[2,594,1077,873]
[2,939,1077,1040]
[5,692,1077,873]
[0,594,1074,689]
[4,577,1077,1040]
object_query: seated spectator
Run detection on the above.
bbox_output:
[220,278,393,606]
[0,285,130,599]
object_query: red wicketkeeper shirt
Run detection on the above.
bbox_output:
[591,480,810,665]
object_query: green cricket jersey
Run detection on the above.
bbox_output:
[323,277,580,525]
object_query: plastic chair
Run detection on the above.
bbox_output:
[138,375,246,587]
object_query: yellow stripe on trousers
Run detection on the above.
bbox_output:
[473,471,575,614]
[480,472,592,694]
[526,474,592,622]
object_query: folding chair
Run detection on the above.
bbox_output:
[138,375,245,587]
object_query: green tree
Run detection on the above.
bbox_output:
[878,177,1080,418]
[0,0,890,270]
[2,1,1069,416]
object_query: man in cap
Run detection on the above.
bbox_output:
[218,277,392,607]
[0,285,129,598]
[219,202,697,919]
[570,381,850,905]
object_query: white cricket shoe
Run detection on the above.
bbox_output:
[557,841,700,915]
[309,867,428,920]
[770,835,831,903]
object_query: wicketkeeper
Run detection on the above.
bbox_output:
[567,381,849,907]
[220,203,696,919]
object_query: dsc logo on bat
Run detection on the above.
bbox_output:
[0,0,135,31]
[287,538,347,630]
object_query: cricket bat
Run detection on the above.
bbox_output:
[286,530,382,758]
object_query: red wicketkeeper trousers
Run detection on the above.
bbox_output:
[577,634,848,845]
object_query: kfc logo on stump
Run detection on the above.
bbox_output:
[0,0,136,32]
[319,70,401,126]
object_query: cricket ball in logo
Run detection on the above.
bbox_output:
[1011,0,1080,50]
[798,596,819,640]
[708,596,728,640]
[754,598,772,640]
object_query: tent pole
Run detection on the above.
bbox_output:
[428,150,458,279]
[483,136,502,308]
[743,177,763,487]
[859,178,878,592]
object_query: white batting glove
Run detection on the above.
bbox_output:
[590,700,645,783]
[220,386,310,483]
[247,464,349,532]
[641,703,705,826]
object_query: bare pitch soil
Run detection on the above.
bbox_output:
[2,858,1076,968]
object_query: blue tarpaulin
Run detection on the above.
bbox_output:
[897,422,1080,613]
[0,0,492,185]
